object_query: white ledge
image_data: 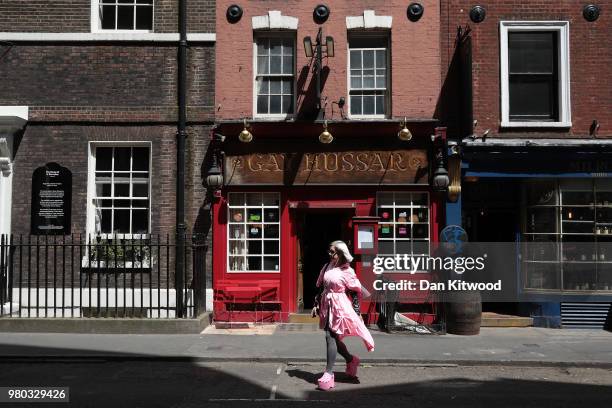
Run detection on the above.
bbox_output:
[252,11,298,30]
[0,106,28,121]
[346,10,392,29]
[500,121,572,128]
[0,33,216,42]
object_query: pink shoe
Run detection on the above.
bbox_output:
[317,372,335,390]
[346,355,360,378]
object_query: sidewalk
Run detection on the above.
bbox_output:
[0,326,611,367]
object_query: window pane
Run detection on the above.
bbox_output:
[350,95,362,115]
[247,257,262,271]
[282,56,293,75]
[257,41,267,56]
[281,95,293,114]
[376,50,386,68]
[269,56,281,74]
[101,5,116,29]
[375,94,385,115]
[117,5,135,30]
[114,210,130,233]
[114,183,130,197]
[248,240,262,255]
[114,147,131,171]
[264,225,279,238]
[264,241,279,254]
[262,193,279,206]
[96,147,112,171]
[228,193,245,206]
[270,39,282,55]
[509,32,556,74]
[270,95,281,113]
[257,56,268,75]
[132,147,149,171]
[257,96,268,114]
[269,79,281,94]
[375,75,386,88]
[137,0,153,4]
[363,95,375,115]
[264,257,279,271]
[363,76,375,88]
[363,50,374,68]
[132,210,148,234]
[133,183,148,197]
[282,40,293,56]
[350,50,361,68]
[351,76,362,89]
[257,78,269,94]
[282,79,292,94]
[135,5,153,30]
[96,183,112,197]
[101,209,112,233]
[246,192,262,206]
[509,76,555,120]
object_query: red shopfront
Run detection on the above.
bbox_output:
[211,123,444,322]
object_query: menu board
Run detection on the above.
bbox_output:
[31,163,72,235]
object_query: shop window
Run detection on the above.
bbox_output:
[89,145,151,237]
[95,0,154,32]
[228,192,280,272]
[500,22,570,127]
[376,192,429,271]
[348,34,389,118]
[254,35,295,118]
[522,180,612,292]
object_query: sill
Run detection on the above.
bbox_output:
[0,32,216,42]
[501,121,572,128]
[81,260,151,270]
[252,115,294,121]
[349,115,388,120]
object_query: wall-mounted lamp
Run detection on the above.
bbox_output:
[239,118,253,143]
[319,120,333,144]
[303,27,335,119]
[205,133,224,191]
[398,117,412,141]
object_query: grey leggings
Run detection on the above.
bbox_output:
[325,327,353,373]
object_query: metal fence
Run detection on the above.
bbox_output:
[0,234,207,319]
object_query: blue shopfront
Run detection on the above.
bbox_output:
[448,139,612,329]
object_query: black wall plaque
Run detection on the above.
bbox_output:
[31,163,72,235]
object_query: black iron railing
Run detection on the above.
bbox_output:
[0,234,207,319]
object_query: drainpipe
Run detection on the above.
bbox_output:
[176,0,187,317]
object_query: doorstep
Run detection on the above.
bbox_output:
[481,312,533,328]
[0,312,212,334]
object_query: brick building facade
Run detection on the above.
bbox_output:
[440,1,612,328]
[212,1,447,323]
[0,0,216,318]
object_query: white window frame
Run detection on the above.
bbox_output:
[86,141,152,240]
[376,191,430,273]
[500,21,571,128]
[252,32,296,120]
[91,0,155,33]
[227,192,281,273]
[347,33,391,119]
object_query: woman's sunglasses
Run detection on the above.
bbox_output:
[328,250,337,256]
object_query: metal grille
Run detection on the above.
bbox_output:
[561,302,611,329]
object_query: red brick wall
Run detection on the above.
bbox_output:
[441,0,611,137]
[215,0,441,120]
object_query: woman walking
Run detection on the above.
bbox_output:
[314,240,375,391]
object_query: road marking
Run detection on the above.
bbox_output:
[270,363,285,399]
[270,385,278,400]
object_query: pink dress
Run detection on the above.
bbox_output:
[316,262,375,352]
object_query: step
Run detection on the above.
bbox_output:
[288,313,319,324]
[481,312,533,327]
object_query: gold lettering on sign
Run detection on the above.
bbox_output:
[392,153,407,171]
[325,153,339,172]
[355,153,368,171]
[368,153,385,172]
[247,155,263,171]
[341,153,355,171]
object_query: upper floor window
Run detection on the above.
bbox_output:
[254,35,295,118]
[348,34,389,118]
[500,22,571,127]
[96,0,154,31]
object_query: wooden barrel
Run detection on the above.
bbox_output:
[444,290,482,335]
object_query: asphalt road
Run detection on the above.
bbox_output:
[1,361,611,407]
